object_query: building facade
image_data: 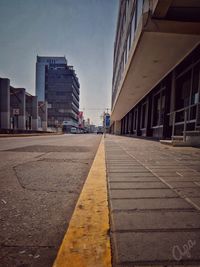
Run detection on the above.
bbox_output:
[0,77,47,132]
[111,0,200,142]
[36,56,80,129]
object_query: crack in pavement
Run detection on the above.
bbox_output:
[12,166,79,193]
[11,151,87,193]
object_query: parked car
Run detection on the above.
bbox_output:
[97,127,104,134]
[70,127,77,134]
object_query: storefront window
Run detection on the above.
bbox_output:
[191,64,200,105]
[141,102,147,128]
[133,109,137,130]
[175,71,191,110]
[153,93,161,126]
[129,111,132,133]
[160,91,165,125]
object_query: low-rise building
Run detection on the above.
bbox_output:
[0,77,47,132]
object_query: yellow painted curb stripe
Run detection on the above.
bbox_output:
[53,138,111,267]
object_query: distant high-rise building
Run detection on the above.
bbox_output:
[35,56,80,128]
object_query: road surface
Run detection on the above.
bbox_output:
[0,134,101,267]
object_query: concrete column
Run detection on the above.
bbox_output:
[136,106,141,136]
[39,101,47,131]
[129,111,133,134]
[18,88,26,130]
[0,78,10,129]
[163,76,172,139]
[32,96,38,130]
[169,71,176,129]
[114,120,121,135]
[146,96,152,137]
[170,71,176,113]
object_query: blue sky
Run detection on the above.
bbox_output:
[0,0,118,125]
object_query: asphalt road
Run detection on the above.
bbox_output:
[0,134,101,267]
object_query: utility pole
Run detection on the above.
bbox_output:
[104,111,106,138]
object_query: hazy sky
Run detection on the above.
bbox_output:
[0,0,118,125]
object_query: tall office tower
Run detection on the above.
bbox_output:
[111,0,200,140]
[35,56,80,128]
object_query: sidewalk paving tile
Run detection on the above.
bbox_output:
[108,176,159,182]
[109,182,168,189]
[110,189,178,199]
[190,198,200,207]
[111,211,200,231]
[161,176,200,182]
[166,181,199,188]
[110,198,194,211]
[175,188,200,197]
[108,172,155,177]
[108,168,149,173]
[113,231,200,263]
[153,171,200,177]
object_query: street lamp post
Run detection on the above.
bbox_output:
[104,108,110,138]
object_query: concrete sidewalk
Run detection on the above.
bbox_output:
[0,132,62,138]
[105,135,200,267]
